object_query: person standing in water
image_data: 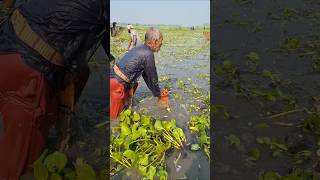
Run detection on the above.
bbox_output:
[127,24,141,51]
[110,27,169,120]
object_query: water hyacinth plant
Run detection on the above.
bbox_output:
[110,109,187,179]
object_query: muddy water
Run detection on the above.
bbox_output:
[65,46,108,174]
[213,0,320,179]
[111,31,210,179]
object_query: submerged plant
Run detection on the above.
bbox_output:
[246,51,260,72]
[214,59,238,85]
[256,137,288,157]
[282,37,300,52]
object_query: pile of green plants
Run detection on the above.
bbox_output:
[110,109,187,180]
[33,150,97,180]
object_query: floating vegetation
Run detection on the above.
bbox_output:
[256,137,288,157]
[111,26,210,60]
[258,169,320,180]
[33,150,96,180]
[188,114,210,159]
[214,0,320,178]
[281,37,301,52]
[246,52,260,72]
[110,109,187,179]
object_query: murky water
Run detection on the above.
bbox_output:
[213,0,320,179]
[64,46,108,174]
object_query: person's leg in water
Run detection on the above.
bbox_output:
[127,82,138,109]
[55,65,90,151]
[110,78,126,126]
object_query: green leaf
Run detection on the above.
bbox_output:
[191,144,201,151]
[111,152,122,162]
[177,128,186,142]
[123,138,132,150]
[123,109,132,116]
[154,120,164,131]
[204,145,210,159]
[121,124,131,136]
[138,153,149,166]
[138,127,147,137]
[248,148,261,161]
[163,119,176,131]
[141,115,151,126]
[63,168,76,180]
[130,123,141,140]
[123,150,137,162]
[225,134,241,146]
[75,159,96,180]
[258,171,281,180]
[120,109,131,121]
[247,51,259,61]
[189,126,199,133]
[49,173,62,180]
[114,137,125,146]
[138,165,147,176]
[43,151,67,173]
[282,37,300,51]
[223,60,235,73]
[172,128,181,143]
[255,122,270,129]
[133,112,140,122]
[157,169,168,180]
[124,116,131,124]
[256,137,271,144]
[273,143,288,151]
[33,160,49,180]
[147,166,156,180]
[119,112,126,121]
[200,131,209,145]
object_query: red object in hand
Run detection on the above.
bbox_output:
[160,89,169,97]
[158,89,169,107]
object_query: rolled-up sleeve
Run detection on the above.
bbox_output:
[142,54,161,97]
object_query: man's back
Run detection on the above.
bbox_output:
[111,44,161,97]
[19,0,108,68]
[0,0,108,89]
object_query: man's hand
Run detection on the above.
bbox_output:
[158,89,169,108]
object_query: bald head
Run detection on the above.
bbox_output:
[145,27,163,44]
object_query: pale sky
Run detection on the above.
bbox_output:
[111,0,210,27]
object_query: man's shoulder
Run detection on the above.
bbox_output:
[140,45,153,54]
[130,45,153,57]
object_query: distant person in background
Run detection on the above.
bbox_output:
[110,22,118,37]
[127,24,141,51]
